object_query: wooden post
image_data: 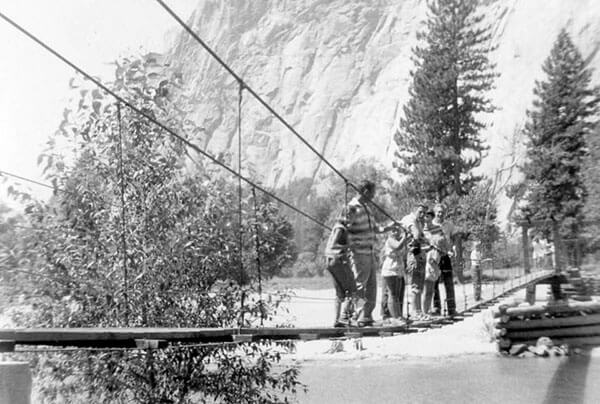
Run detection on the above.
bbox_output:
[452,237,465,283]
[0,362,31,404]
[522,225,531,275]
[575,239,582,268]
[550,275,564,303]
[552,221,562,273]
[522,224,535,304]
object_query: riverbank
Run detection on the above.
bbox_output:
[278,279,600,403]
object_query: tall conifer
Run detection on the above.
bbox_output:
[394,0,497,202]
[521,29,599,238]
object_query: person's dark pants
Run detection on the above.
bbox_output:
[405,252,425,317]
[472,264,482,301]
[381,275,405,319]
[433,255,456,315]
[326,256,356,323]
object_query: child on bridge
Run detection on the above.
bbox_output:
[380,226,408,324]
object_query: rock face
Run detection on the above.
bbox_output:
[167,0,600,218]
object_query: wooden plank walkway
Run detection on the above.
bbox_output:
[0,270,556,351]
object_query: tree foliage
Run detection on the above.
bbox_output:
[582,124,600,250]
[444,179,499,256]
[3,54,301,403]
[518,29,599,238]
[394,0,497,202]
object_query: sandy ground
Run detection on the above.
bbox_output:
[276,281,564,362]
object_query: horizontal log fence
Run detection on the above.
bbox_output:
[494,300,600,352]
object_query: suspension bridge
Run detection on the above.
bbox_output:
[0,0,586,349]
[0,3,598,402]
[0,269,558,351]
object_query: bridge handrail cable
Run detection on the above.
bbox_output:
[154,0,401,226]
[0,12,330,232]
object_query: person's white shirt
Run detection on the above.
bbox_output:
[470,247,482,267]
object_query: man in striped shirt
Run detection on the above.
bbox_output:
[346,180,395,327]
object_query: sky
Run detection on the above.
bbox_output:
[0,0,197,207]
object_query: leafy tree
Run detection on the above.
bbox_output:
[583,124,600,251]
[6,54,301,403]
[518,29,599,242]
[394,0,497,202]
[444,179,499,257]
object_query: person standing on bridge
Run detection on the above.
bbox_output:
[324,216,356,327]
[432,203,459,317]
[400,202,428,319]
[346,180,395,327]
[470,240,483,301]
[380,226,409,324]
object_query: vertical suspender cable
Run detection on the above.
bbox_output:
[237,80,245,328]
[153,0,401,228]
[0,12,332,232]
[117,102,129,326]
[344,180,349,221]
[251,187,264,326]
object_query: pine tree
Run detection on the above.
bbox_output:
[583,125,600,250]
[521,29,599,239]
[584,125,600,221]
[394,0,497,202]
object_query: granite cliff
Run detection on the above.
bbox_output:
[166,0,600,219]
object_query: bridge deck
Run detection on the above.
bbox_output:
[0,270,555,350]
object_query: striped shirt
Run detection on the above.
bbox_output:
[346,197,376,255]
[424,223,449,253]
[423,222,444,240]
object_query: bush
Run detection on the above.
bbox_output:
[3,54,301,403]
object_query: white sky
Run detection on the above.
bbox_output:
[0,0,197,207]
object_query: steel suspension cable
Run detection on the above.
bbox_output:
[0,11,331,233]
[0,169,124,237]
[153,0,401,227]
[0,169,123,214]
[0,169,57,192]
[344,180,349,221]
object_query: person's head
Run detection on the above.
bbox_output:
[415,202,428,221]
[390,224,403,239]
[357,180,376,202]
[424,210,435,225]
[434,203,445,221]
